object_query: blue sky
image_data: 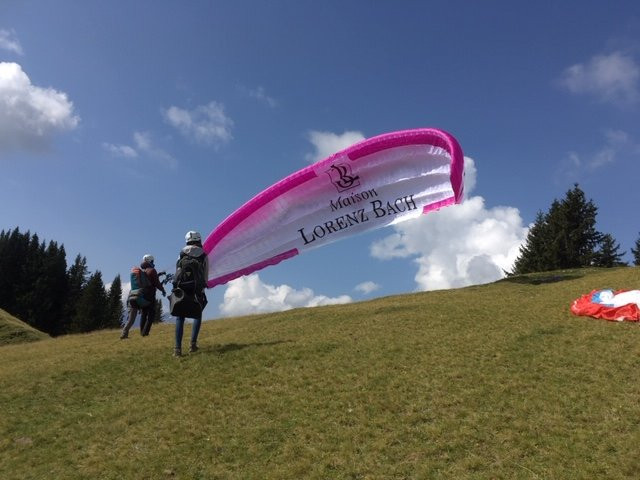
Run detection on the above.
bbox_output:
[2,1,639,320]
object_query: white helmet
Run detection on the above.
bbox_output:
[185,230,202,243]
[142,254,154,264]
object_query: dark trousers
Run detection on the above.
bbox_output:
[139,305,154,336]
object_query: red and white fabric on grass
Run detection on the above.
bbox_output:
[570,289,640,322]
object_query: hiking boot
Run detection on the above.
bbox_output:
[173,347,182,357]
[189,343,198,353]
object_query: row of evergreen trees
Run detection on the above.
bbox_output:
[511,184,640,274]
[2,185,638,335]
[0,228,125,336]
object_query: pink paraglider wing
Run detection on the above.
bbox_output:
[203,128,464,288]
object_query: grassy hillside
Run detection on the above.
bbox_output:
[0,308,48,346]
[2,267,640,479]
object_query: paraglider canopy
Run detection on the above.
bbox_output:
[203,128,464,288]
[571,289,640,322]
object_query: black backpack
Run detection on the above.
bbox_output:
[174,252,206,294]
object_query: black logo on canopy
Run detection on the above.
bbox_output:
[326,163,360,192]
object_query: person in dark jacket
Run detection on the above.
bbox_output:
[120,254,166,339]
[139,255,166,336]
[173,231,209,356]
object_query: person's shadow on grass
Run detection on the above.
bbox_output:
[203,340,292,355]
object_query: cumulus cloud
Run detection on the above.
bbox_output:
[305,130,365,163]
[103,131,176,168]
[559,51,640,105]
[163,101,233,147]
[370,157,528,291]
[0,62,79,154]
[355,281,381,295]
[0,29,23,55]
[219,273,352,317]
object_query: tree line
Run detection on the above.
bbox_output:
[0,228,127,336]
[2,185,639,335]
[511,184,640,274]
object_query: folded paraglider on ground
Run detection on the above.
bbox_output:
[571,289,640,322]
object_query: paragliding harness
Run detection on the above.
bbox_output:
[128,266,151,308]
[158,271,174,286]
[169,252,208,319]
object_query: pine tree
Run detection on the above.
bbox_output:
[593,233,627,267]
[107,275,124,329]
[0,228,114,335]
[543,199,564,270]
[0,228,30,315]
[511,211,549,275]
[0,230,69,335]
[65,255,89,333]
[14,232,43,324]
[511,184,603,274]
[0,229,15,311]
[28,240,68,335]
[554,185,601,268]
[73,271,109,332]
[631,233,640,266]
[0,230,6,308]
[48,244,69,335]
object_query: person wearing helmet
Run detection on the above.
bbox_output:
[120,254,166,339]
[172,230,209,356]
[139,254,167,336]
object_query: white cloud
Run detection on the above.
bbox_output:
[134,131,177,168]
[305,130,365,163]
[563,129,637,174]
[102,142,138,158]
[370,157,528,291]
[559,51,640,105]
[117,281,132,303]
[219,273,352,317]
[355,281,381,295]
[248,86,278,108]
[590,130,629,168]
[103,131,176,168]
[238,85,278,108]
[0,62,79,154]
[164,101,233,147]
[0,29,23,55]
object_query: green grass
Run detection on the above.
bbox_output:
[2,267,640,479]
[0,308,49,345]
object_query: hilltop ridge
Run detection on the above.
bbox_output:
[2,267,640,479]
[0,308,48,345]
